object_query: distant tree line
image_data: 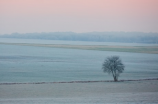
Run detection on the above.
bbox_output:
[0,32,158,43]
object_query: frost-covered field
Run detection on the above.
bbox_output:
[0,39,158,103]
[0,80,158,104]
[0,43,158,83]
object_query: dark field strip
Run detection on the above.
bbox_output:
[1,42,158,54]
[0,78,158,85]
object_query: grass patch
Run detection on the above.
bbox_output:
[1,42,158,54]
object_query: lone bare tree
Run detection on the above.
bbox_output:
[102,56,125,82]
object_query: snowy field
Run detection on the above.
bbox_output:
[0,38,158,103]
[1,43,158,83]
[0,80,158,104]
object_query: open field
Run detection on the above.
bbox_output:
[0,80,158,103]
[1,41,158,103]
[1,42,158,54]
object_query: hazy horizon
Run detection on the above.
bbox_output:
[0,0,158,34]
[1,31,158,35]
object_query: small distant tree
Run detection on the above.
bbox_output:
[102,56,125,82]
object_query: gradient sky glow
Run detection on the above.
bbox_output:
[0,0,158,34]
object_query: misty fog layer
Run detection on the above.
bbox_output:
[0,32,158,44]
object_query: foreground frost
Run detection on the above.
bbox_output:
[0,80,158,104]
[0,92,158,104]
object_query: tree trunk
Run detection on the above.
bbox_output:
[114,76,118,82]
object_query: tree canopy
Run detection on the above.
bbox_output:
[102,56,125,81]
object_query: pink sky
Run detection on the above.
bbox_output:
[0,0,158,34]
